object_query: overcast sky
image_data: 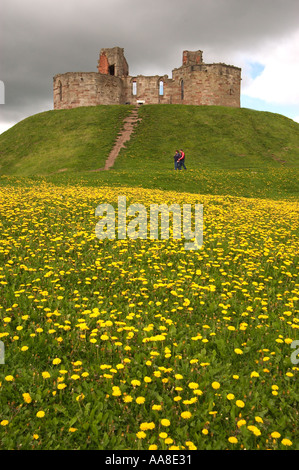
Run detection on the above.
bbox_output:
[1,0,299,134]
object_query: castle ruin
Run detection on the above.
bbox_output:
[53,47,241,109]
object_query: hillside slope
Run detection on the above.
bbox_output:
[0,105,298,176]
[114,105,299,170]
[0,106,133,175]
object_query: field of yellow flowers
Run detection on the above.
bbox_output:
[0,180,298,450]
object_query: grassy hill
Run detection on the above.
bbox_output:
[0,104,299,199]
[0,106,133,176]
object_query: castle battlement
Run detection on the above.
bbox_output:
[53,47,241,109]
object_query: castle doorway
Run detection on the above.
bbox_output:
[109,65,115,76]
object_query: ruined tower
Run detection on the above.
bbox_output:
[53,48,241,109]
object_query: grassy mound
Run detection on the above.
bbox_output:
[0,106,133,175]
[113,105,299,170]
[1,105,299,177]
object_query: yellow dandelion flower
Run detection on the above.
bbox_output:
[281,438,292,446]
[136,396,145,404]
[234,348,243,354]
[212,381,220,390]
[188,382,199,389]
[237,419,246,428]
[52,358,61,365]
[181,411,192,419]
[161,419,170,427]
[4,375,14,382]
[236,400,245,408]
[22,393,32,403]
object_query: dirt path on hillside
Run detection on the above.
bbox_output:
[90,106,140,172]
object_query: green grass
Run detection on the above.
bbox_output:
[113,105,299,170]
[0,182,298,450]
[1,104,299,200]
[0,106,133,175]
[0,105,298,450]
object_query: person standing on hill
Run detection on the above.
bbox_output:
[178,149,187,169]
[174,150,181,170]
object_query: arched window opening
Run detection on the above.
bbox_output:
[159,80,164,96]
[132,81,137,96]
[58,81,62,101]
[109,64,115,76]
[181,80,184,101]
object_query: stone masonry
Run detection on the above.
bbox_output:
[53,47,241,109]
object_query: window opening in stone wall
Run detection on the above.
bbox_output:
[58,81,62,101]
[159,80,164,96]
[132,81,137,96]
[181,80,184,100]
[109,65,115,76]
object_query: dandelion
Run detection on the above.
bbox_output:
[71,374,80,380]
[36,411,45,418]
[188,382,199,389]
[281,438,292,446]
[181,411,192,419]
[226,393,235,400]
[212,381,220,390]
[136,431,146,439]
[270,432,281,439]
[136,396,145,404]
[236,400,245,408]
[4,375,14,382]
[255,416,263,424]
[202,429,209,435]
[22,393,32,403]
[0,420,9,426]
[57,383,67,390]
[247,425,261,436]
[237,419,246,428]
[165,437,173,444]
[69,428,78,433]
[52,358,61,365]
[250,371,260,378]
[152,404,162,411]
[140,422,155,431]
[123,395,133,403]
[228,436,238,444]
[131,379,141,387]
[161,419,170,427]
[42,372,50,379]
[234,348,243,354]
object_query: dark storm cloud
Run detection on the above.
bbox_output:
[1,0,299,129]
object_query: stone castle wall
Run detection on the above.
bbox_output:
[53,47,241,109]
